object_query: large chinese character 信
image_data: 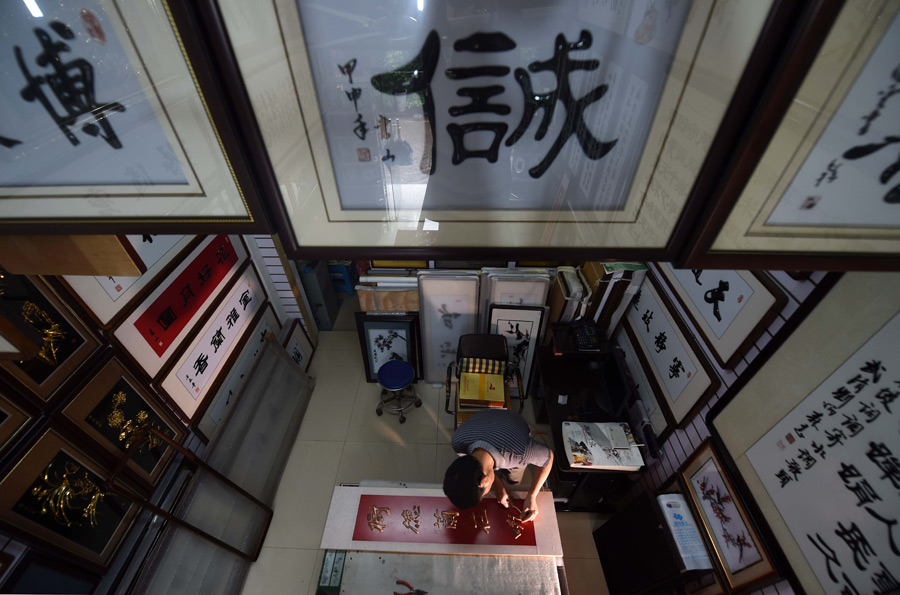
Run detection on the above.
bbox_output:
[15,21,126,149]
[505,30,618,178]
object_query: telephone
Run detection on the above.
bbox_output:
[573,324,601,350]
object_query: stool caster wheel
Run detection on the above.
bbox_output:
[376,407,383,416]
[414,398,422,407]
[399,415,406,424]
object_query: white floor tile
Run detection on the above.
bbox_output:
[563,558,609,595]
[264,441,344,549]
[241,547,319,595]
[345,380,445,444]
[298,366,363,442]
[316,331,361,351]
[336,442,438,485]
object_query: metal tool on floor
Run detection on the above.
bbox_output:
[394,579,428,595]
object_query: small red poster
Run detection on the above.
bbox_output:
[134,235,238,356]
[352,495,536,546]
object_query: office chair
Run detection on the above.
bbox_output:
[444,334,525,429]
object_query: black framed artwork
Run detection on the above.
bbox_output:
[355,312,421,383]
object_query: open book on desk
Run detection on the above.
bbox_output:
[561,421,644,471]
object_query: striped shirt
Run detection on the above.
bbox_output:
[451,409,552,470]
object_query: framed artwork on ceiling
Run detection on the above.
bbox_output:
[283,319,314,372]
[683,2,900,269]
[112,235,247,379]
[157,264,265,421]
[211,0,793,257]
[197,304,280,442]
[355,312,421,383]
[709,272,899,595]
[0,275,100,402]
[653,264,787,369]
[0,429,140,568]
[61,357,186,487]
[680,440,777,593]
[0,0,266,232]
[488,304,547,395]
[59,235,200,329]
[622,275,719,428]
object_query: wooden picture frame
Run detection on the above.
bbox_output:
[680,441,777,593]
[682,2,900,270]
[59,235,200,329]
[0,389,33,456]
[196,304,280,443]
[112,235,247,379]
[157,264,266,421]
[355,312,421,383]
[0,0,267,233]
[622,275,719,428]
[653,264,786,369]
[209,0,795,258]
[488,304,547,395]
[708,272,899,595]
[0,275,100,403]
[0,430,140,569]
[282,318,314,373]
[60,357,186,487]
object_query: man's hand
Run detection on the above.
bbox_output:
[493,479,510,508]
[521,494,539,522]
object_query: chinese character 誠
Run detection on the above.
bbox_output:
[370,29,617,178]
[15,21,126,149]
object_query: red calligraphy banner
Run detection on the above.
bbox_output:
[352,495,536,546]
[134,235,238,356]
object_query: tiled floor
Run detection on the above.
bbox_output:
[240,297,610,595]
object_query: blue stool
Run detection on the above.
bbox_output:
[376,360,421,423]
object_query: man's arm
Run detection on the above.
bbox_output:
[522,449,553,522]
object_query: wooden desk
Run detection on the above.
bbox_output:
[531,345,639,511]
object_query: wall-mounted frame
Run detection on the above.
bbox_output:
[59,236,200,329]
[207,0,804,258]
[616,329,669,441]
[355,312,421,383]
[60,357,186,487]
[0,388,33,456]
[653,264,787,369]
[112,235,247,379]
[709,272,899,595]
[196,304,279,443]
[680,440,777,593]
[683,1,900,270]
[0,1,267,233]
[157,265,265,421]
[622,275,719,428]
[0,430,140,569]
[282,319,314,373]
[488,304,546,395]
[0,275,100,403]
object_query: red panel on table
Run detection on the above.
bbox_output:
[352,495,536,546]
[134,235,238,356]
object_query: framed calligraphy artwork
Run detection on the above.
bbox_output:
[60,235,199,329]
[622,275,719,428]
[488,304,547,395]
[710,272,900,595]
[0,274,100,403]
[61,357,185,487]
[283,318,314,373]
[417,273,479,383]
[0,430,140,568]
[158,265,265,421]
[680,441,777,593]
[653,264,786,369]
[212,0,786,257]
[684,2,900,269]
[113,235,247,379]
[0,0,266,232]
[197,304,279,442]
[616,328,669,441]
[355,313,421,383]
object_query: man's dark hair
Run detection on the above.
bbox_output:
[443,455,484,510]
